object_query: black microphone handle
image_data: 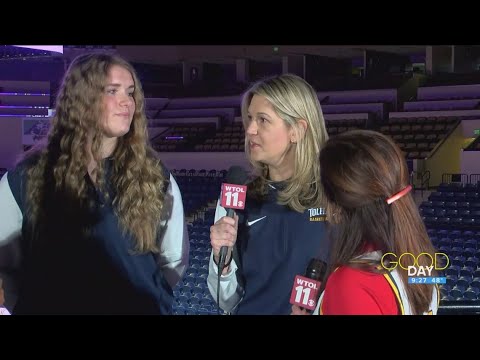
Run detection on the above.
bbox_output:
[219,208,235,271]
[302,258,327,313]
[218,246,228,270]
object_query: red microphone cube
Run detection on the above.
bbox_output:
[220,183,247,210]
[289,275,321,310]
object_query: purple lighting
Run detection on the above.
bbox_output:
[0,92,49,96]
[0,106,49,109]
[0,114,50,117]
[165,136,184,140]
[12,45,63,54]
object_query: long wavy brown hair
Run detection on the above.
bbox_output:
[23,52,167,253]
[241,74,328,212]
[320,130,437,314]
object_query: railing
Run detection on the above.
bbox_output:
[438,300,480,315]
[421,170,430,197]
[411,170,430,197]
[442,173,469,184]
[470,174,480,185]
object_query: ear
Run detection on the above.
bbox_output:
[291,119,308,143]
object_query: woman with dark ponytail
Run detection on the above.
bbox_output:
[301,129,440,315]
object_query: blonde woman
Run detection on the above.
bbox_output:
[208,74,330,314]
[0,52,189,314]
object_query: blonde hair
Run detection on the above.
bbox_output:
[24,52,167,253]
[241,73,328,212]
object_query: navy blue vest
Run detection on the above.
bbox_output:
[8,156,173,315]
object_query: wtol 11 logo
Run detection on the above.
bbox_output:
[380,253,449,284]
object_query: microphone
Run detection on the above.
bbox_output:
[289,258,327,312]
[218,166,249,272]
[305,258,327,283]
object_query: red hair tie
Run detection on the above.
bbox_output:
[386,185,412,205]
